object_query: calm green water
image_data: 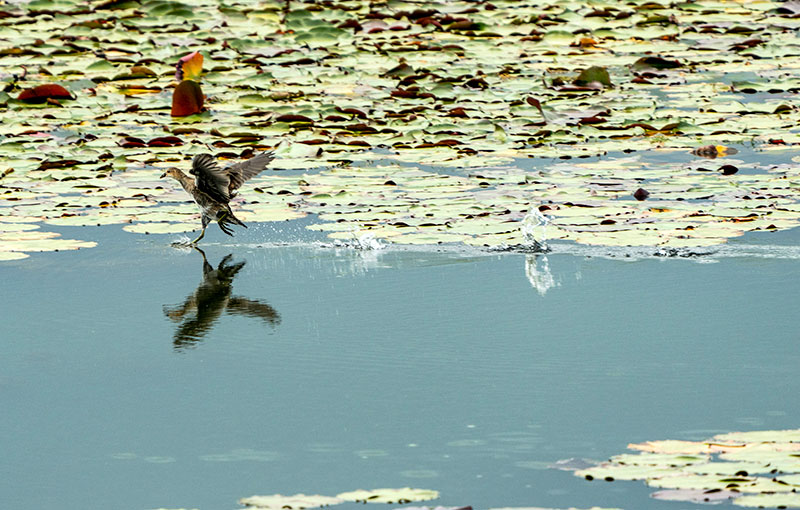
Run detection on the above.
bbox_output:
[1,224,799,510]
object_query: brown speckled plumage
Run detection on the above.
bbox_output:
[162,151,274,244]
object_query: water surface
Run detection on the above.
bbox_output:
[1,225,799,510]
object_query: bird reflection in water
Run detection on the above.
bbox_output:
[164,247,281,350]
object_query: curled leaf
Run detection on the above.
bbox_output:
[171,80,204,117]
[175,51,203,81]
[574,66,612,88]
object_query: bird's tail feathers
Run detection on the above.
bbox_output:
[217,209,246,236]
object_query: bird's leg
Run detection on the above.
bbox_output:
[190,227,206,245]
[193,246,213,275]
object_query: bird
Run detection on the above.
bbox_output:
[161,151,274,244]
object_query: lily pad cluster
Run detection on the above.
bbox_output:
[239,488,439,509]
[569,429,800,508]
[1,0,800,256]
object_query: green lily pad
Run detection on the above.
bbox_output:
[651,488,738,504]
[239,494,344,510]
[2,0,800,254]
[714,430,800,444]
[733,493,800,508]
[0,236,96,252]
[0,222,40,232]
[122,223,197,234]
[568,428,800,508]
[336,488,440,504]
[0,251,29,261]
[489,508,621,510]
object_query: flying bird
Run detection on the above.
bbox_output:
[161,151,274,244]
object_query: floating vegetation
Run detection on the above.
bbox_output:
[1,0,800,257]
[240,494,345,510]
[338,488,441,504]
[240,489,439,509]
[565,429,800,508]
[488,507,620,510]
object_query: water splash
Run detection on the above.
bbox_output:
[353,232,384,251]
[170,235,193,251]
[521,207,551,252]
[333,230,385,251]
[525,254,559,296]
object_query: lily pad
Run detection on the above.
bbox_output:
[733,493,800,508]
[651,488,738,504]
[122,223,197,234]
[3,0,800,254]
[171,80,204,117]
[567,428,800,509]
[239,494,344,510]
[0,251,29,261]
[490,507,620,510]
[337,488,440,504]
[0,237,96,253]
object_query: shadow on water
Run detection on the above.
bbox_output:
[163,247,281,350]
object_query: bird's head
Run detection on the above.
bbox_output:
[160,167,183,180]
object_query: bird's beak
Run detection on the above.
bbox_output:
[159,172,166,178]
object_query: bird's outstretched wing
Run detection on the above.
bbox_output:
[227,296,281,326]
[224,151,275,194]
[191,154,231,203]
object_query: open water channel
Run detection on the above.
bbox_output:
[1,221,799,510]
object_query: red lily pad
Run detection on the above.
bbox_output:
[119,136,146,148]
[18,84,73,103]
[275,114,314,123]
[631,56,683,70]
[171,80,204,117]
[147,136,184,147]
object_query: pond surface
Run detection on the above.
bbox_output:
[2,224,799,510]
